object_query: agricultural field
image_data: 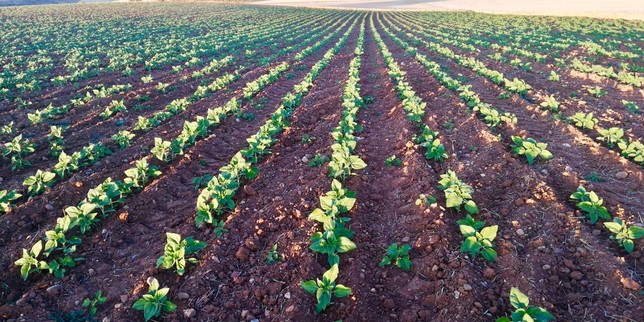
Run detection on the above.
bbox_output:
[0,3,642,322]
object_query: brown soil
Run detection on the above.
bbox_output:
[0,9,642,322]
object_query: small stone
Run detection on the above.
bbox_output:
[46,284,62,296]
[301,156,308,163]
[120,295,128,303]
[483,268,495,279]
[564,166,573,172]
[562,143,571,148]
[592,229,601,236]
[402,236,410,243]
[235,246,250,261]
[615,171,628,179]
[542,264,551,270]
[267,282,282,295]
[516,229,525,237]
[45,204,54,210]
[177,292,190,300]
[570,271,583,280]
[241,309,250,318]
[184,308,196,319]
[88,268,95,276]
[284,291,291,299]
[243,185,256,196]
[514,199,524,206]
[102,318,111,322]
[463,284,472,291]
[383,298,395,309]
[621,277,641,290]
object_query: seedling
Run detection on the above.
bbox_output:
[3,134,36,171]
[301,134,316,145]
[300,264,351,313]
[510,136,553,165]
[569,112,598,130]
[414,126,448,161]
[308,180,356,231]
[156,232,206,275]
[191,174,213,190]
[570,185,611,224]
[14,241,49,280]
[587,86,606,98]
[266,243,282,265]
[442,119,455,130]
[415,193,436,207]
[310,229,356,266]
[458,215,498,262]
[308,153,329,167]
[622,100,640,114]
[23,170,56,196]
[123,159,161,190]
[597,127,625,148]
[0,189,22,214]
[379,243,411,271]
[603,218,644,253]
[82,290,107,316]
[539,96,560,111]
[618,141,643,163]
[111,130,135,149]
[547,71,560,81]
[48,126,65,157]
[156,82,170,93]
[141,75,153,83]
[238,112,255,121]
[584,171,603,182]
[437,170,479,214]
[385,155,402,167]
[496,287,554,322]
[213,220,228,238]
[132,277,177,322]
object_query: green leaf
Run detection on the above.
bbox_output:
[315,291,331,313]
[464,200,478,214]
[301,280,319,294]
[509,287,530,309]
[623,239,634,253]
[322,264,339,284]
[603,221,622,234]
[480,225,498,240]
[333,284,352,298]
[162,300,177,313]
[459,224,476,237]
[628,226,644,239]
[132,298,147,310]
[446,194,463,208]
[540,149,553,160]
[526,307,555,321]
[143,302,158,321]
[397,256,412,271]
[481,247,497,262]
[337,236,356,253]
[460,237,478,254]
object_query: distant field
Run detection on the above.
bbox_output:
[255,0,644,19]
[0,3,642,322]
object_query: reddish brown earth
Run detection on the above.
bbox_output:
[0,9,642,322]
